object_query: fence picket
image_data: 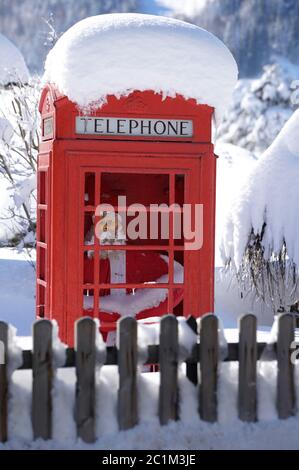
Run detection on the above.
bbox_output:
[159,315,179,424]
[117,317,138,430]
[0,312,298,438]
[0,322,8,442]
[32,320,53,440]
[277,313,296,419]
[75,317,96,443]
[238,314,257,422]
[199,314,218,422]
[186,316,198,385]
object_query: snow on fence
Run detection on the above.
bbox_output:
[0,313,297,444]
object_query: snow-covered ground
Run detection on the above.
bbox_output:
[0,248,286,451]
[1,362,299,450]
[0,248,35,335]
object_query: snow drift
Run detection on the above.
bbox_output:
[214,142,257,267]
[0,33,29,86]
[221,108,299,269]
[44,13,238,123]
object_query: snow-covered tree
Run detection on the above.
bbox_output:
[0,80,40,247]
[221,109,299,313]
[0,34,40,248]
[217,61,298,154]
[0,32,29,86]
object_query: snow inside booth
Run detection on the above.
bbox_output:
[37,14,238,345]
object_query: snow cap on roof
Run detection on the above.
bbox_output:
[0,33,29,86]
[44,13,238,124]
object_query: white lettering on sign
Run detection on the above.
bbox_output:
[75,116,193,138]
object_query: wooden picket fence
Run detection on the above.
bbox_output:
[0,313,297,444]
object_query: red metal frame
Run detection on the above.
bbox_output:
[37,86,216,346]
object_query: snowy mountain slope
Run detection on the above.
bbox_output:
[0,0,138,72]
[2,0,299,77]
[138,0,168,15]
[157,0,210,17]
[167,0,299,77]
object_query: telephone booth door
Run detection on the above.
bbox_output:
[64,150,205,344]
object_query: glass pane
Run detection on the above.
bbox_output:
[97,211,126,246]
[83,250,94,284]
[96,207,181,247]
[84,172,95,206]
[100,172,169,207]
[98,287,170,319]
[87,251,184,287]
[173,174,185,246]
[39,171,46,205]
[175,174,185,205]
[38,246,46,281]
[96,172,189,247]
[173,211,184,246]
[83,289,94,311]
[98,249,170,286]
[174,251,184,284]
[38,209,46,243]
[37,285,45,318]
[84,212,95,246]
[173,298,184,316]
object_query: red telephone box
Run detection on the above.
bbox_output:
[37,86,216,345]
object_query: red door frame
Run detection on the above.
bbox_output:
[48,139,215,345]
[64,152,206,343]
